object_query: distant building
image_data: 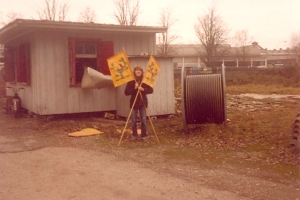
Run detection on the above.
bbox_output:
[169,42,298,69]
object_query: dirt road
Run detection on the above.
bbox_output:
[0,110,299,199]
[1,146,253,200]
[0,128,247,199]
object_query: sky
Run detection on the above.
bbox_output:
[0,0,299,50]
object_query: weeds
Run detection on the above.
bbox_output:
[226,84,299,95]
[226,66,300,87]
[95,70,300,175]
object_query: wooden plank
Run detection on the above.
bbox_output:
[52,34,67,113]
[36,33,49,114]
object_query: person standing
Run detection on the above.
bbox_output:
[125,66,153,140]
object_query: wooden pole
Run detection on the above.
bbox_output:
[138,81,160,144]
[118,91,139,146]
[140,54,160,144]
[118,47,135,146]
[142,99,160,144]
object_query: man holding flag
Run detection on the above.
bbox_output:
[107,51,161,143]
[125,66,153,140]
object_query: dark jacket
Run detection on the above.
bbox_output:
[125,80,153,108]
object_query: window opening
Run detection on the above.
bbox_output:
[75,42,97,83]
[69,38,114,86]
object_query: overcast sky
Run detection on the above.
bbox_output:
[0,0,299,49]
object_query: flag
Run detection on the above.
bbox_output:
[142,55,161,88]
[107,51,134,87]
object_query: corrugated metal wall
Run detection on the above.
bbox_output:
[7,30,174,116]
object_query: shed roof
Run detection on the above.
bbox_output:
[0,19,167,43]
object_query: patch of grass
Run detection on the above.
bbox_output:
[94,76,299,176]
[91,107,299,177]
[226,66,300,87]
[226,84,300,95]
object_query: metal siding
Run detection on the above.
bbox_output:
[66,88,79,113]
[127,35,135,54]
[5,30,166,116]
[154,58,175,115]
[40,33,56,114]
[140,35,149,55]
[111,33,153,55]
[117,35,127,53]
[57,36,69,112]
[116,84,129,117]
[31,31,116,115]
[149,35,156,54]
[35,34,48,114]
[48,34,58,113]
[112,33,121,52]
[97,32,111,41]
[26,34,37,113]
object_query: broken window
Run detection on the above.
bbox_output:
[68,38,114,86]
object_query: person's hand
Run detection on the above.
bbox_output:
[138,86,144,91]
[135,83,139,89]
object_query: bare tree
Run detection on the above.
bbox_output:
[113,0,141,25]
[0,11,23,26]
[58,3,69,21]
[7,11,23,22]
[290,31,300,63]
[36,0,69,21]
[156,6,178,56]
[194,5,229,68]
[78,6,97,23]
[128,0,140,25]
[231,30,253,66]
[114,0,127,25]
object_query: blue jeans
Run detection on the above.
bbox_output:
[131,107,147,137]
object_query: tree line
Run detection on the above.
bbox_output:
[0,0,299,68]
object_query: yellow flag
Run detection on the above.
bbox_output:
[107,51,134,87]
[142,55,161,88]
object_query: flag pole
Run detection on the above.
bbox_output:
[138,84,160,144]
[118,91,140,146]
[143,98,160,144]
[117,47,139,146]
[139,53,160,144]
[118,47,136,146]
[108,48,138,146]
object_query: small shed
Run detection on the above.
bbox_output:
[0,19,175,117]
